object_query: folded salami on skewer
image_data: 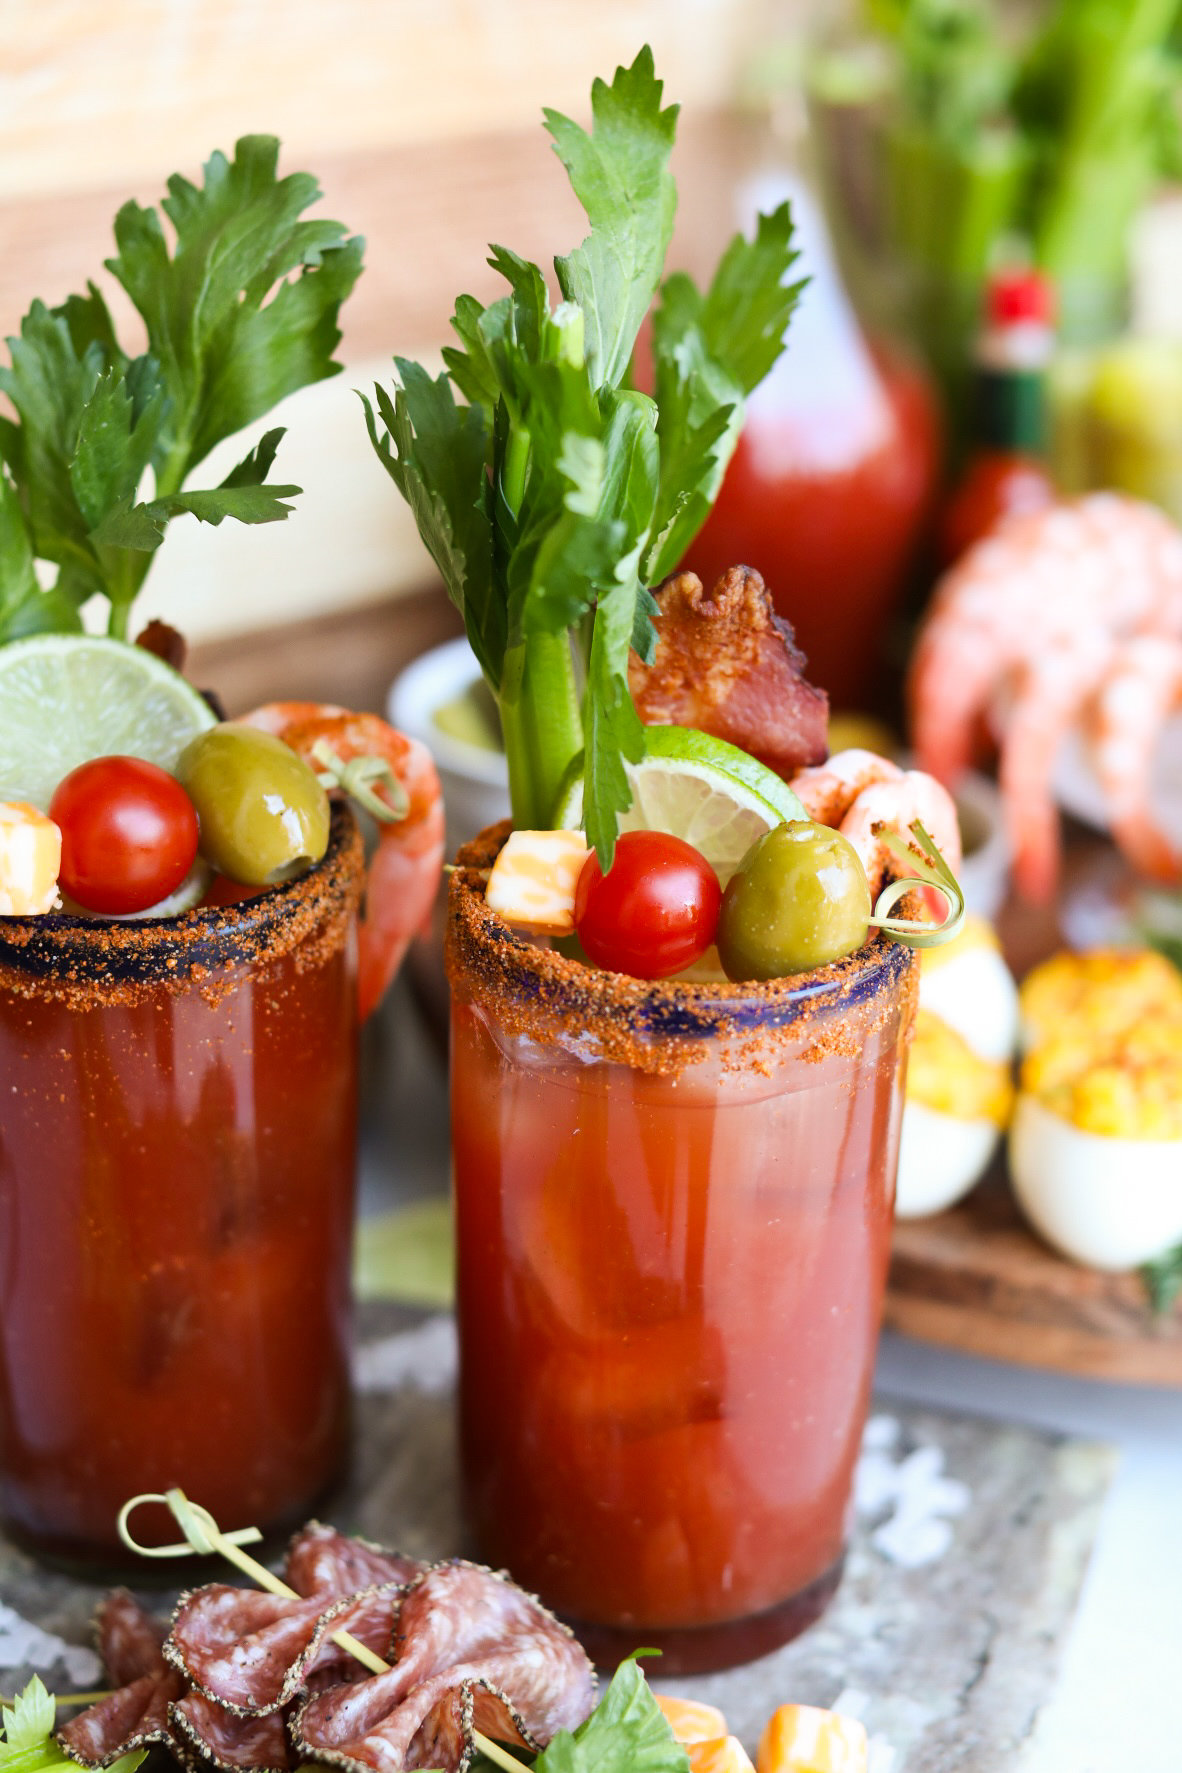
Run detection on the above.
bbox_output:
[56,1525,595,1773]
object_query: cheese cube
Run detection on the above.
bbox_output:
[0,802,61,916]
[485,829,590,934]
[687,1737,757,1773]
[655,1696,731,1745]
[757,1705,868,1773]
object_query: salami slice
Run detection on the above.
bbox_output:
[57,1593,183,1769]
[291,1564,595,1773]
[166,1583,404,1715]
[172,1692,294,1773]
[284,1525,424,1599]
[94,1589,168,1686]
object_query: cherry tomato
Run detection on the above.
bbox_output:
[574,830,721,979]
[50,756,199,915]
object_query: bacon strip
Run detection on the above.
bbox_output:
[58,1593,185,1769]
[629,566,829,780]
[292,1564,595,1773]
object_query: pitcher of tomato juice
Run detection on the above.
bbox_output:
[447,822,917,1674]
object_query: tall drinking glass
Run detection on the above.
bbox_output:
[0,807,364,1572]
[448,823,917,1674]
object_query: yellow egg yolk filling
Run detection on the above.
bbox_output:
[1019,948,1182,1050]
[907,1009,1015,1127]
[1021,1017,1182,1141]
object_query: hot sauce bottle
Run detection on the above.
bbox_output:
[939,268,1057,566]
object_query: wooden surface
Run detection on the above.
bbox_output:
[187,582,462,717]
[886,1171,1182,1387]
[0,1304,1115,1773]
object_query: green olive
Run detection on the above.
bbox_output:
[178,725,330,887]
[717,821,872,981]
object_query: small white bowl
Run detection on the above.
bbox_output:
[388,639,509,855]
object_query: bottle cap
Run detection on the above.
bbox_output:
[987,268,1054,329]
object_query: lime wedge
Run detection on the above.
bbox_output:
[0,635,217,812]
[553,725,807,889]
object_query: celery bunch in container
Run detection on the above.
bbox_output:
[808,0,1182,415]
[364,49,802,864]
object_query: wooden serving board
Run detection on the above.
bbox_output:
[886,1167,1182,1386]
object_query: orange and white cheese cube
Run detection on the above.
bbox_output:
[485,829,590,934]
[656,1696,731,1745]
[0,802,61,916]
[687,1738,757,1773]
[757,1705,868,1773]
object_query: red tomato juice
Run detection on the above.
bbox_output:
[0,810,363,1570]
[447,829,915,1671]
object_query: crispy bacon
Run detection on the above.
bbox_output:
[629,566,829,779]
[292,1563,596,1773]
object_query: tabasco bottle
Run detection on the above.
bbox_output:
[939,268,1057,566]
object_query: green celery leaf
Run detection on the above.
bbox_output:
[0,301,105,568]
[55,281,121,362]
[444,247,553,415]
[0,1678,145,1773]
[69,365,168,532]
[0,1678,55,1753]
[534,1657,689,1773]
[579,391,659,862]
[91,478,301,551]
[690,202,803,395]
[362,365,502,689]
[106,135,363,484]
[547,46,679,390]
[0,467,56,642]
[643,203,800,581]
[219,427,286,487]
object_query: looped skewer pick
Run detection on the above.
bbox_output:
[116,1490,513,1771]
[310,740,409,825]
[868,818,966,950]
[117,1490,388,1677]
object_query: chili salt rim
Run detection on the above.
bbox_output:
[447,820,916,1072]
[0,804,364,1007]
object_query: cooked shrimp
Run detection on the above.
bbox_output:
[837,771,963,902]
[787,748,962,904]
[790,748,902,827]
[908,494,1182,898]
[1090,635,1182,883]
[242,702,444,1021]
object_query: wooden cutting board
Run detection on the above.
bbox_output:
[886,1167,1182,1386]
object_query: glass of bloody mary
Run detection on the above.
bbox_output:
[0,807,364,1572]
[447,822,918,1674]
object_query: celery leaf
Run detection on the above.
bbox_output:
[533,1657,689,1773]
[547,47,678,391]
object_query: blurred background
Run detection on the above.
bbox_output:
[7,0,1182,725]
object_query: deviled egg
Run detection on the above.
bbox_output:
[1010,952,1182,1269]
[896,917,1018,1217]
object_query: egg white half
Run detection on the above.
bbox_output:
[896,1102,1001,1218]
[920,944,1019,1064]
[1009,1094,1182,1269]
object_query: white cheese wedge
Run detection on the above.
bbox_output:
[485,828,590,934]
[0,801,61,916]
